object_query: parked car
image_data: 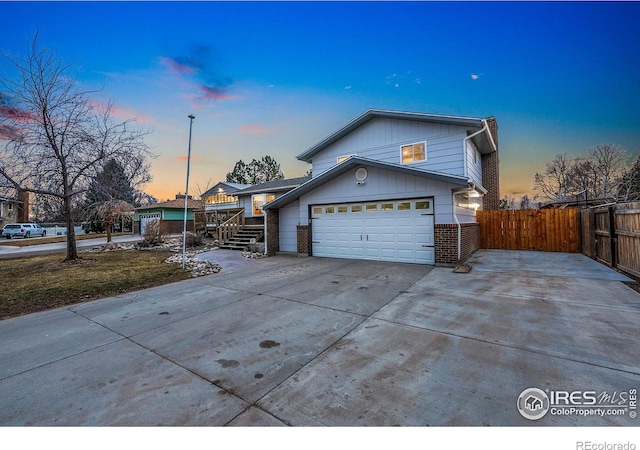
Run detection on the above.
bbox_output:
[1,223,47,239]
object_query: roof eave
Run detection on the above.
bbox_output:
[266,157,467,210]
[297,109,486,162]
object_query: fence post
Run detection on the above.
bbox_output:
[608,206,616,268]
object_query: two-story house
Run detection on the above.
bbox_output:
[264,109,499,266]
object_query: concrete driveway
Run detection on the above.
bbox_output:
[0,249,638,426]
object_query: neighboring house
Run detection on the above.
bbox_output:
[0,190,29,225]
[539,197,614,210]
[134,194,203,235]
[264,109,499,266]
[0,196,19,226]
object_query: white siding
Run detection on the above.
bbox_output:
[311,117,469,178]
[279,201,300,253]
[466,139,482,185]
[298,165,461,225]
[238,196,253,217]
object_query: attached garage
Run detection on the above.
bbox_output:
[310,198,434,264]
[139,213,161,235]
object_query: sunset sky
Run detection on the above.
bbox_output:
[2,1,639,201]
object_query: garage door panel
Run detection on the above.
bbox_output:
[311,199,435,265]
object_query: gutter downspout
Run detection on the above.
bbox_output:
[457,121,489,262]
[463,122,489,180]
[452,192,462,261]
[452,184,484,262]
[264,210,268,255]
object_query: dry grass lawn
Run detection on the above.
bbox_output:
[0,250,191,320]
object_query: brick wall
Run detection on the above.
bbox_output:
[297,225,309,255]
[460,222,479,261]
[160,220,195,234]
[435,223,479,266]
[266,209,279,256]
[482,117,500,211]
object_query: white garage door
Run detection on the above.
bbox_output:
[311,198,435,264]
[140,213,161,235]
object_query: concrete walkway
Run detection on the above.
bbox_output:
[0,250,638,426]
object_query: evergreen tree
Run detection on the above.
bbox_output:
[226,155,284,185]
[84,159,136,207]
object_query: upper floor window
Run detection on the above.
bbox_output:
[205,192,238,205]
[401,142,426,164]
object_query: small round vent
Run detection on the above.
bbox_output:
[355,167,368,182]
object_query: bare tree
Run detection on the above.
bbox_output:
[533,146,630,203]
[94,199,133,243]
[619,155,640,202]
[567,158,598,201]
[0,35,152,260]
[533,152,574,202]
[589,144,627,198]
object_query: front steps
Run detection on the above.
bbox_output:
[218,225,264,250]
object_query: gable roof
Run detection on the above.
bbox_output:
[135,197,203,210]
[265,156,468,210]
[202,181,251,198]
[0,196,21,204]
[236,176,311,196]
[297,109,494,162]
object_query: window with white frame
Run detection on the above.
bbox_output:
[252,193,275,216]
[401,141,426,164]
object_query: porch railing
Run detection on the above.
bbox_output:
[218,209,245,243]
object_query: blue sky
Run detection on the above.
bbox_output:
[2,1,639,201]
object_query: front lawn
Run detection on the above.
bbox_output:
[0,250,192,320]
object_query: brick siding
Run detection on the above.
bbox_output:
[482,117,500,211]
[266,209,279,256]
[435,223,479,266]
[296,225,309,255]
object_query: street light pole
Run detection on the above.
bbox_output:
[182,114,195,270]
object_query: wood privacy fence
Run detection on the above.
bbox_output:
[477,209,581,253]
[584,203,640,278]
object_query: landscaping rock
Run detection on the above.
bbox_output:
[164,252,222,277]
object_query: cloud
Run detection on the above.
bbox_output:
[160,44,234,105]
[159,57,197,76]
[0,124,20,140]
[240,124,273,135]
[0,92,36,140]
[200,85,233,101]
[384,71,422,88]
[109,104,153,124]
[0,93,36,122]
[91,100,153,124]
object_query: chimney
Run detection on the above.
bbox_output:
[17,190,29,222]
[175,193,193,200]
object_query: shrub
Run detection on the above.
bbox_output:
[140,220,165,247]
[183,231,203,248]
